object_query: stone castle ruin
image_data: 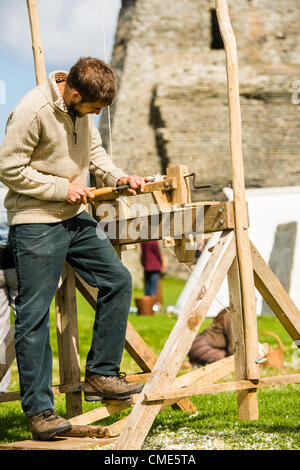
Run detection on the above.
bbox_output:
[99,0,300,289]
[102,0,300,198]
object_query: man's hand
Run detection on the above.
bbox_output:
[117,175,149,196]
[66,183,95,204]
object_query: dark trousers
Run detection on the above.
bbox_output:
[9,211,132,417]
[144,271,161,296]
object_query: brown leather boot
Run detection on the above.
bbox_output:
[84,371,144,402]
[28,409,72,440]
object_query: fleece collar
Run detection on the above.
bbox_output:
[47,70,69,113]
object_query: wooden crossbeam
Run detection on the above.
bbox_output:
[100,202,234,246]
[144,374,300,402]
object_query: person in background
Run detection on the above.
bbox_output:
[141,241,163,296]
[192,237,206,265]
[186,308,234,368]
[0,182,17,393]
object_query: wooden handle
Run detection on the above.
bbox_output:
[91,187,116,198]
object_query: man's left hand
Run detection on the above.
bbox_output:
[116,175,149,195]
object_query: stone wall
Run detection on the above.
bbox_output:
[99,0,300,286]
[101,0,300,192]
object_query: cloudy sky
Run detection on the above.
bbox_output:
[0,0,121,142]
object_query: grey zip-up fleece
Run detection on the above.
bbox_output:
[0,71,127,225]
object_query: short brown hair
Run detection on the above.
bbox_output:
[66,57,116,105]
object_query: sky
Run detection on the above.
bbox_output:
[0,0,122,143]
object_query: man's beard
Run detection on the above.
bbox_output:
[68,99,84,117]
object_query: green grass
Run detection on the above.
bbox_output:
[0,275,299,449]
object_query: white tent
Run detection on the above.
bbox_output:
[175,186,300,316]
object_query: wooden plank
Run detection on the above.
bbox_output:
[101,202,234,246]
[203,201,235,233]
[26,0,46,85]
[251,242,300,342]
[0,436,117,451]
[114,230,236,450]
[145,374,300,402]
[55,264,82,418]
[227,257,258,419]
[216,0,260,381]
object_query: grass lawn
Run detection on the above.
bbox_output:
[0,275,299,450]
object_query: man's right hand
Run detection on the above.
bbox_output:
[66,182,95,205]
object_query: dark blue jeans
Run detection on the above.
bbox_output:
[144,271,161,296]
[9,211,132,417]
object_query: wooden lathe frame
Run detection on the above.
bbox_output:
[0,0,299,451]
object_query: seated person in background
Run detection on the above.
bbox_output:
[187,308,234,367]
[141,241,163,296]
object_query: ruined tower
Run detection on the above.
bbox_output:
[101,0,300,201]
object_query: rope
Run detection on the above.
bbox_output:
[100,0,113,160]
[166,245,231,315]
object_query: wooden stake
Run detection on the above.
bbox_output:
[216,0,260,380]
[228,257,258,419]
[26,0,47,85]
[55,264,82,418]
